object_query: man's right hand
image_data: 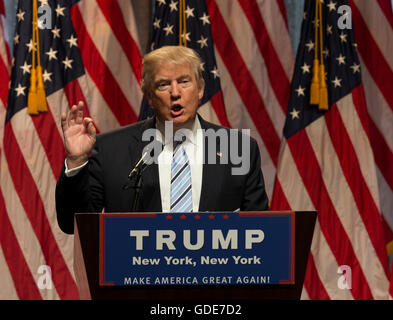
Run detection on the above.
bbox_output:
[61,101,96,169]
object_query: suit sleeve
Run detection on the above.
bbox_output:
[55,143,105,234]
[241,138,270,211]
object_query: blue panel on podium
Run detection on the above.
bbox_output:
[99,212,295,286]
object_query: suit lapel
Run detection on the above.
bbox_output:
[198,115,225,211]
[127,117,163,212]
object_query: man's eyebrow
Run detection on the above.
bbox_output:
[154,74,192,83]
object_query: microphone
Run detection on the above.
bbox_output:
[122,141,162,190]
[127,150,149,179]
[122,151,149,190]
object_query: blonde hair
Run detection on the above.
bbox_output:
[141,46,205,98]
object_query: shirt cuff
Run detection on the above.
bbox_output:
[64,159,88,177]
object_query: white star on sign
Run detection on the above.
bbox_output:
[197,36,208,49]
[20,61,32,75]
[199,12,210,25]
[42,69,52,82]
[14,83,26,97]
[163,23,174,36]
[16,9,25,22]
[336,54,346,65]
[62,57,73,70]
[46,48,58,61]
[185,5,195,18]
[332,77,342,88]
[301,63,311,74]
[296,85,306,97]
[327,1,337,12]
[26,39,35,53]
[51,26,61,39]
[55,4,66,17]
[339,32,348,43]
[169,0,178,12]
[14,33,20,45]
[181,32,191,42]
[350,63,361,74]
[305,40,315,52]
[290,108,300,120]
[210,67,219,79]
[67,35,78,48]
[153,18,161,29]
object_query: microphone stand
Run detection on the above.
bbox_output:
[131,168,143,212]
[123,160,147,212]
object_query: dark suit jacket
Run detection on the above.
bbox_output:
[56,115,269,234]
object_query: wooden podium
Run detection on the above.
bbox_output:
[74,211,316,300]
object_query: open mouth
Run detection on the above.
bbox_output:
[171,104,184,117]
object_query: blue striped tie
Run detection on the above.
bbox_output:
[170,143,192,212]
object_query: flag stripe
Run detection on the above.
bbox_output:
[208,90,231,128]
[75,1,142,117]
[116,0,142,53]
[3,122,78,299]
[77,74,121,132]
[350,73,393,196]
[273,142,351,299]
[350,2,393,113]
[276,0,289,30]
[288,128,374,299]
[11,110,76,285]
[376,0,393,29]
[303,235,333,300]
[213,47,277,198]
[70,5,138,126]
[31,112,65,179]
[305,113,388,299]
[215,0,286,136]
[1,133,56,300]
[345,87,385,207]
[303,226,330,300]
[207,0,281,165]
[0,188,42,300]
[270,179,291,211]
[63,76,97,134]
[0,49,8,103]
[369,120,393,195]
[352,0,393,71]
[359,60,393,154]
[238,0,291,112]
[96,0,142,82]
[308,221,354,299]
[0,245,19,300]
[326,95,389,277]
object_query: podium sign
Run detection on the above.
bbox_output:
[99,212,295,287]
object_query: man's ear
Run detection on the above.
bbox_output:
[198,82,205,101]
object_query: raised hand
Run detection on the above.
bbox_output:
[61,101,96,169]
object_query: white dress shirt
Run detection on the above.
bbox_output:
[155,117,203,212]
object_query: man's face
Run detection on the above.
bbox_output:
[148,63,204,129]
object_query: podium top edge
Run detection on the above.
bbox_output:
[75,211,317,215]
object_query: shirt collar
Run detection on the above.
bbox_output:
[155,116,200,146]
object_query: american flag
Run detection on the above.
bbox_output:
[271,0,390,299]
[140,0,294,203]
[0,0,142,299]
[349,0,393,269]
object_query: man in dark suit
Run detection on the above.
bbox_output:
[56,46,269,234]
